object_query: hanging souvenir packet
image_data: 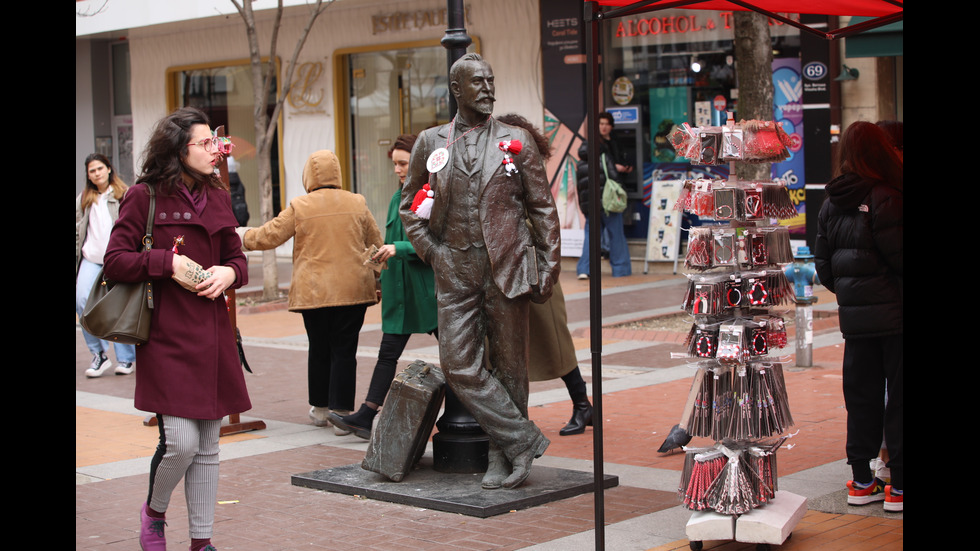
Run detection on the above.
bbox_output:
[685,323,720,359]
[685,227,713,270]
[669,122,700,161]
[680,443,779,514]
[692,181,716,216]
[712,187,744,221]
[712,228,737,266]
[763,226,794,264]
[743,182,764,220]
[750,362,795,435]
[685,365,718,439]
[716,319,747,364]
[740,120,792,162]
[764,269,796,307]
[720,125,744,161]
[679,447,727,510]
[766,316,788,348]
[698,127,722,165]
[761,180,797,220]
[683,276,724,316]
[687,227,789,271]
[743,228,769,267]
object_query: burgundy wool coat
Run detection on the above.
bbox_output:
[104,182,251,420]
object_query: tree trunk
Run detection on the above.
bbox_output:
[232,0,328,301]
[733,11,774,181]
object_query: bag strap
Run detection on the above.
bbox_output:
[600,153,610,180]
[143,186,156,309]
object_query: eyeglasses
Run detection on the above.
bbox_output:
[188,136,234,155]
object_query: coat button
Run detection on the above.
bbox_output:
[183,212,192,220]
[159,212,167,220]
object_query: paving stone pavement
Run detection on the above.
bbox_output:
[76,257,902,550]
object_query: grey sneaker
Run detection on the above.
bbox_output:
[309,406,332,427]
[86,352,112,378]
[115,362,135,375]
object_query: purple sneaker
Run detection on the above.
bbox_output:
[139,502,166,551]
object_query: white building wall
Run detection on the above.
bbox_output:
[125,0,543,207]
[76,40,95,195]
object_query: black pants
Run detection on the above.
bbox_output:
[843,333,903,489]
[302,304,367,412]
[364,329,438,406]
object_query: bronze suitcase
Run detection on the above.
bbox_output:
[362,360,446,481]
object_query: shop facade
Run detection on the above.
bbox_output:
[76,0,901,257]
[76,0,545,233]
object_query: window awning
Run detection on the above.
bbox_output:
[845,16,903,57]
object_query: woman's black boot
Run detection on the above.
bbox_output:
[560,398,593,436]
[329,404,377,440]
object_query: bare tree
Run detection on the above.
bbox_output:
[230,0,332,300]
[733,11,774,181]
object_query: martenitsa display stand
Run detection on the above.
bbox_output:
[667,117,804,550]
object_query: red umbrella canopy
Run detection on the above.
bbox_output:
[586,0,902,17]
[584,0,902,38]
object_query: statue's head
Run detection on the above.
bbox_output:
[450,53,495,118]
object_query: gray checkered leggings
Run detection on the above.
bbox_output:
[147,415,221,539]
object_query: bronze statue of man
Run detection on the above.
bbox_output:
[400,53,561,489]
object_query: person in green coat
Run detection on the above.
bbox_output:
[331,134,438,439]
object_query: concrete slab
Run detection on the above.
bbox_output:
[291,455,619,518]
[735,490,807,545]
[685,509,736,542]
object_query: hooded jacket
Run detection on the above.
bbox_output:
[814,172,903,338]
[243,150,383,310]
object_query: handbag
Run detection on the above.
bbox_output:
[600,153,628,215]
[80,187,156,345]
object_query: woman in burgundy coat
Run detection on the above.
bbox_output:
[104,107,249,551]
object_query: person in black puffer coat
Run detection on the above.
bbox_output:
[814,120,903,511]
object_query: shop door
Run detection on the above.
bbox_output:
[347,45,453,226]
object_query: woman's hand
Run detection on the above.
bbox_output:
[196,265,237,300]
[372,244,396,263]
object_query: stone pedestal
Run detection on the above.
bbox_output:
[292,455,618,518]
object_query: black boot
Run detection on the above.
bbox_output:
[329,404,377,440]
[559,398,593,436]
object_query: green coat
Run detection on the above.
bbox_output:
[381,189,438,335]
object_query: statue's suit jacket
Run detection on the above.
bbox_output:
[399,117,561,301]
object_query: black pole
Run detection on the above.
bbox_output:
[584,2,605,549]
[431,0,488,474]
[441,0,471,119]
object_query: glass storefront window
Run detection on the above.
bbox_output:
[167,60,285,222]
[337,41,477,228]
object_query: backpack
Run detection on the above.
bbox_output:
[600,153,627,215]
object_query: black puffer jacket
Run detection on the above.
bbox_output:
[814,172,903,338]
[576,140,619,217]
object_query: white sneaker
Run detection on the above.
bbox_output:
[115,362,135,375]
[577,273,588,280]
[309,406,332,427]
[86,352,112,378]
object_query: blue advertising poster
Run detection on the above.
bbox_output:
[771,58,806,235]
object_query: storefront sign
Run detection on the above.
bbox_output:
[608,106,639,125]
[611,76,634,105]
[540,0,586,132]
[612,10,799,45]
[287,61,326,115]
[371,6,471,35]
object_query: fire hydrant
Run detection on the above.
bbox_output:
[783,247,819,367]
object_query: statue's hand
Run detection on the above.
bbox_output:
[530,275,553,304]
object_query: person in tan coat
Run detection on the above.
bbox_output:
[243,150,382,431]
